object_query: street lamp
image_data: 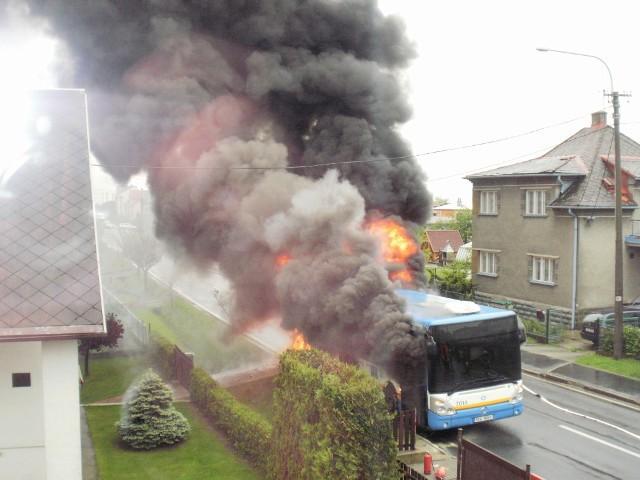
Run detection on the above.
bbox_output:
[537,47,626,360]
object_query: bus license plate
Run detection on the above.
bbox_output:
[473,415,494,423]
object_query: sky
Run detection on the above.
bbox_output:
[4,0,640,209]
[378,0,640,206]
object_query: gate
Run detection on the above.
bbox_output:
[457,429,532,479]
[174,346,194,389]
[393,409,416,451]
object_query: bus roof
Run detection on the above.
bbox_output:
[395,289,514,328]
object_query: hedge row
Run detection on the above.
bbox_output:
[271,349,396,480]
[149,332,175,379]
[190,367,272,469]
[600,326,640,357]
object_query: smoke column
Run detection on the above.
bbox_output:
[26,0,432,371]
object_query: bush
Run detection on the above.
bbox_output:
[437,261,473,297]
[269,349,396,480]
[190,367,272,469]
[117,369,190,449]
[150,333,176,379]
[600,326,640,357]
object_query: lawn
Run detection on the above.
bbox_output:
[81,354,152,404]
[575,353,640,380]
[86,404,259,480]
[134,298,271,374]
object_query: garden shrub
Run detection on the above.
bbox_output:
[600,326,640,357]
[150,332,175,379]
[118,369,190,449]
[190,367,272,469]
[269,349,396,480]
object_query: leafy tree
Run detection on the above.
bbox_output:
[119,230,162,291]
[433,196,449,207]
[118,369,190,449]
[452,208,472,242]
[79,312,124,376]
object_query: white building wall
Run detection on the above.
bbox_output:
[41,340,82,480]
[0,341,46,480]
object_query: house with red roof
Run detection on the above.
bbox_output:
[422,230,464,265]
[466,111,640,327]
[0,90,105,480]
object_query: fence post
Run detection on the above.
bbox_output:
[457,428,463,480]
[525,464,531,479]
[545,309,551,344]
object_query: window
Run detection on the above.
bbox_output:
[478,250,498,276]
[479,190,498,215]
[12,373,31,388]
[524,190,547,216]
[528,255,557,285]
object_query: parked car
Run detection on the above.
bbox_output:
[580,310,640,345]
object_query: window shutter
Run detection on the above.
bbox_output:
[553,259,559,284]
[521,190,527,216]
[495,253,500,275]
[472,249,479,273]
[527,256,533,281]
[496,190,501,214]
[473,190,479,215]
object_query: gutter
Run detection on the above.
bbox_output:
[568,209,579,330]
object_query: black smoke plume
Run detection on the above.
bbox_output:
[26,0,431,371]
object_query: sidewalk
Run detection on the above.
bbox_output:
[521,335,640,406]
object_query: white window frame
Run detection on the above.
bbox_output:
[477,250,498,277]
[524,189,547,216]
[479,190,498,215]
[528,254,558,286]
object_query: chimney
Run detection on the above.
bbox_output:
[591,111,607,128]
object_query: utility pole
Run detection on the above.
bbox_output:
[537,48,631,360]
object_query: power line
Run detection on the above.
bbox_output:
[90,109,604,172]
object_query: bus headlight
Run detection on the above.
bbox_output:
[432,399,455,416]
[510,382,523,403]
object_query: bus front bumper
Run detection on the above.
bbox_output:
[427,400,523,430]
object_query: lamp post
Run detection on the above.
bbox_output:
[537,48,625,359]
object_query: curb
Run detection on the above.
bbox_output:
[522,366,640,408]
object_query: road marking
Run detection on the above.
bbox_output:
[558,425,640,460]
[524,384,640,442]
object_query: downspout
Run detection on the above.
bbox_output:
[568,208,579,329]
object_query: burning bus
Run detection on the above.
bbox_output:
[366,289,524,431]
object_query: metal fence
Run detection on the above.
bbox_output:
[103,289,149,349]
[398,460,428,480]
[457,429,532,480]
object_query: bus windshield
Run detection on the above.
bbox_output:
[427,316,521,394]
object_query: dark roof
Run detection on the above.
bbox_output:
[467,121,640,209]
[0,90,105,341]
[424,230,464,253]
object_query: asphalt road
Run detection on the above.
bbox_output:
[149,257,640,479]
[428,374,640,480]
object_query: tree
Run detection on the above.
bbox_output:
[433,196,449,207]
[119,230,162,291]
[452,208,472,242]
[79,312,124,376]
[118,369,190,449]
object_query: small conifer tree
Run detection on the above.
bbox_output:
[117,369,190,449]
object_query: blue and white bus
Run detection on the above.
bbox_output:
[391,289,524,430]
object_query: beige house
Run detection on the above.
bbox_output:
[466,111,640,327]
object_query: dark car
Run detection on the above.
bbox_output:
[580,310,640,345]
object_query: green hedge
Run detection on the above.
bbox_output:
[190,367,272,470]
[600,326,640,357]
[270,349,396,480]
[150,332,176,379]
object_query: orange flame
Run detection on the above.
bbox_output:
[365,218,418,282]
[290,329,311,350]
[276,253,292,268]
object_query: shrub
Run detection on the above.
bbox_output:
[190,367,272,469]
[150,333,175,379]
[118,369,190,449]
[600,326,640,357]
[269,349,396,480]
